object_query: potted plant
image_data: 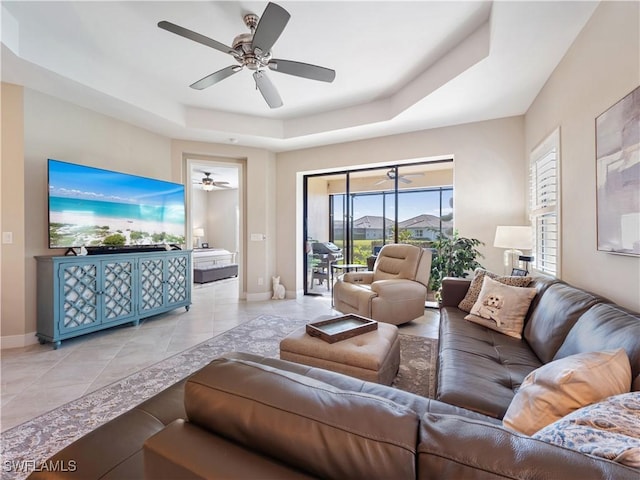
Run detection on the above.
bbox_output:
[429,231,484,300]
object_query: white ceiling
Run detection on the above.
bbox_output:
[1,1,598,152]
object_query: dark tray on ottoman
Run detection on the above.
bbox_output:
[306,314,377,343]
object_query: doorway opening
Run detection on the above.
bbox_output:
[187,157,242,299]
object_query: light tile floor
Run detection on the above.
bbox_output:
[0,278,439,431]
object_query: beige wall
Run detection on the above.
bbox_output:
[190,187,239,252]
[276,116,527,295]
[1,83,26,345]
[525,1,640,311]
[206,188,239,254]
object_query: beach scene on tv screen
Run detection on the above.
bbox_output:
[48,160,186,248]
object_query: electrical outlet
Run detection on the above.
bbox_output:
[257,277,264,286]
[2,232,13,244]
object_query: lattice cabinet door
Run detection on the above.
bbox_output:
[166,254,189,307]
[58,260,100,334]
[138,256,167,315]
[101,259,136,324]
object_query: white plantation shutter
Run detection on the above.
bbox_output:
[530,128,560,276]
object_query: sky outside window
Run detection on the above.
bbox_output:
[350,189,452,221]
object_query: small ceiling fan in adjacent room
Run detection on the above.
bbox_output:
[373,169,425,186]
[194,172,230,191]
[158,2,336,108]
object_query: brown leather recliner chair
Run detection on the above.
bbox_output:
[333,244,432,325]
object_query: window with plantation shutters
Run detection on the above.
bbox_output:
[529,128,560,276]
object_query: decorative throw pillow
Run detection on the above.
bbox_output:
[464,276,536,338]
[503,349,632,435]
[458,268,533,313]
[533,392,640,468]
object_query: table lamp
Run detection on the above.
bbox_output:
[494,226,532,275]
[193,228,205,248]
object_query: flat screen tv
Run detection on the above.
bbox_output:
[48,159,186,250]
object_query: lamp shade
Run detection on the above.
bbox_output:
[193,228,205,238]
[494,226,532,250]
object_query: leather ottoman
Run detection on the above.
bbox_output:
[279,322,400,385]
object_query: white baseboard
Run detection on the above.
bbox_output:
[245,291,272,302]
[1,331,39,350]
[268,290,299,300]
[246,290,307,300]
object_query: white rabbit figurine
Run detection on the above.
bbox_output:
[272,276,286,300]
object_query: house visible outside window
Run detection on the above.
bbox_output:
[329,186,453,264]
[529,128,561,277]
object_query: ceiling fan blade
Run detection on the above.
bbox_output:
[190,66,242,90]
[268,59,335,83]
[373,179,388,186]
[253,70,283,108]
[399,177,412,184]
[251,2,290,53]
[158,21,235,56]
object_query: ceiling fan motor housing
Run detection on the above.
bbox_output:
[233,17,272,70]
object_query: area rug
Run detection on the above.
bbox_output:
[1,314,437,480]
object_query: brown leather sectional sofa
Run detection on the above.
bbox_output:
[437,274,640,418]
[30,275,639,479]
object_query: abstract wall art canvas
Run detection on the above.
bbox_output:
[596,86,640,256]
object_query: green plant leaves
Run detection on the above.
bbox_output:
[429,230,484,294]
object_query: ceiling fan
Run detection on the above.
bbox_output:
[373,169,425,186]
[194,172,230,191]
[158,2,336,108]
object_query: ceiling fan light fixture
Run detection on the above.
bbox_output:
[200,173,215,190]
[243,13,259,32]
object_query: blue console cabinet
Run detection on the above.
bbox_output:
[36,250,191,349]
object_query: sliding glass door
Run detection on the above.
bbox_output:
[303,160,453,296]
